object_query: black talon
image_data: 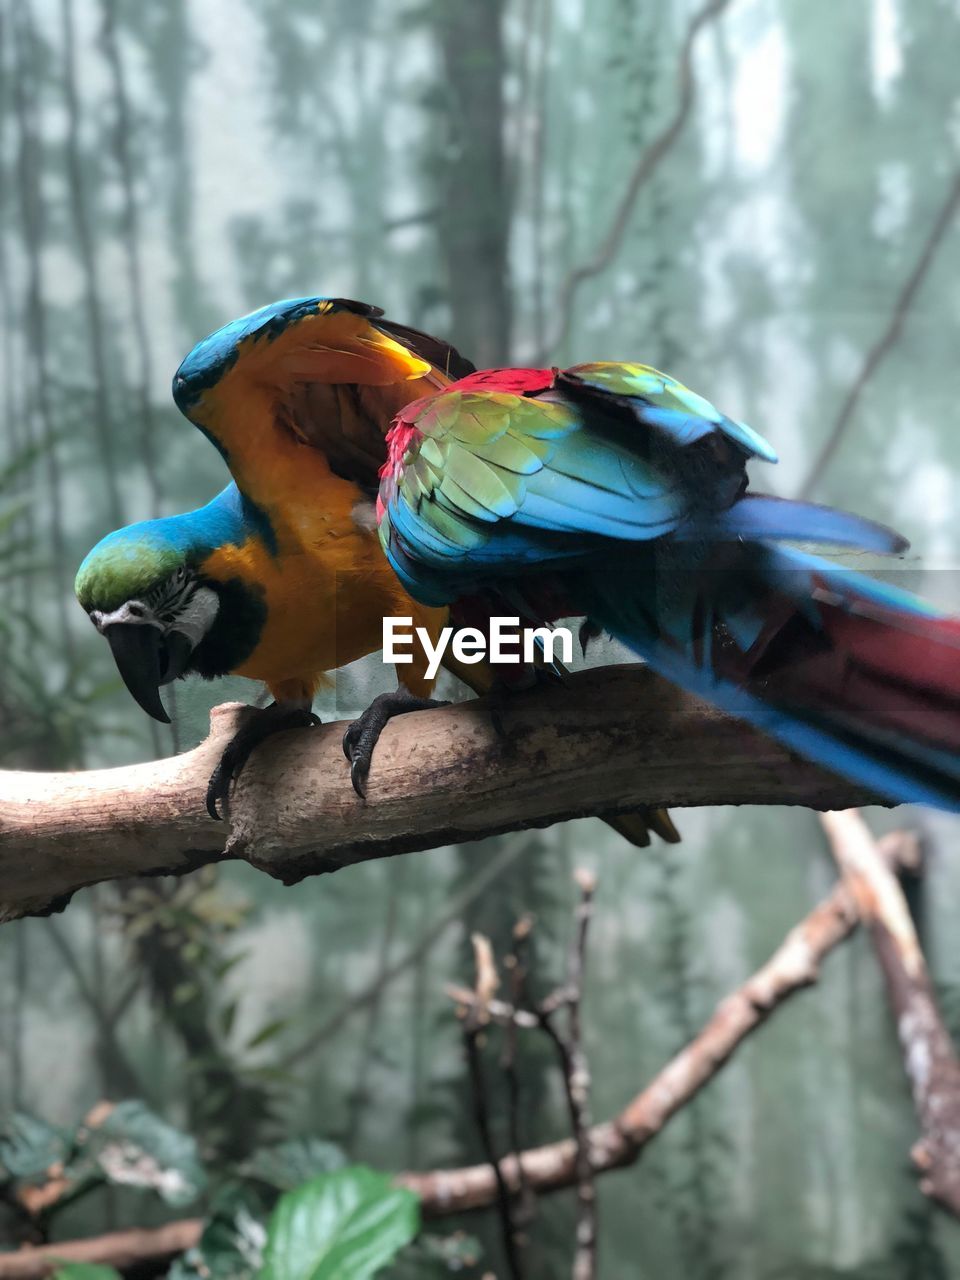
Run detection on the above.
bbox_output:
[206,703,320,820]
[579,619,602,658]
[351,754,368,799]
[342,688,449,798]
[342,721,361,764]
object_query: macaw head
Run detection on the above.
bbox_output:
[75,520,220,723]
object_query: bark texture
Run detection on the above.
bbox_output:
[821,810,960,1214]
[0,1219,203,1278]
[0,666,882,922]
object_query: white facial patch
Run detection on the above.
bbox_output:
[171,586,219,647]
[90,585,219,647]
[90,600,160,632]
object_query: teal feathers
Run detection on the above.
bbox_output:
[379,362,960,813]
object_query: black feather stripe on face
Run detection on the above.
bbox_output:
[188,576,268,679]
[144,569,195,625]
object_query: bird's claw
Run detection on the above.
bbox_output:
[579,619,602,657]
[206,705,320,821]
[350,754,369,799]
[341,718,373,795]
[342,689,449,799]
[341,720,361,764]
[206,762,233,822]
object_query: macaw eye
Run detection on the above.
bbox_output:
[176,566,186,584]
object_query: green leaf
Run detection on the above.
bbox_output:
[0,1111,73,1184]
[51,1266,122,1280]
[260,1166,419,1280]
[169,1184,268,1280]
[242,1138,345,1192]
[74,1101,205,1207]
[384,1230,483,1278]
[246,1017,289,1050]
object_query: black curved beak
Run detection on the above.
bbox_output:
[104,623,171,723]
[159,629,194,686]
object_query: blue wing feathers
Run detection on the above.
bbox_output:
[382,362,960,812]
[683,495,909,554]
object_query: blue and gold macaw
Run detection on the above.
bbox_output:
[75,298,472,816]
[378,364,960,812]
[76,296,676,844]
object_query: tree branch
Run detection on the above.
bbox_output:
[540,0,733,363]
[798,168,960,498]
[501,914,535,1239]
[460,933,524,1280]
[537,868,598,1280]
[0,665,884,923]
[278,841,525,1070]
[402,830,915,1212]
[0,1218,202,1278]
[820,810,960,1214]
[0,833,915,1276]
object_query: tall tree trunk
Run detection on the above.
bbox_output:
[0,5,26,509]
[147,0,202,334]
[10,924,26,1108]
[529,0,552,360]
[432,0,512,367]
[11,0,74,661]
[61,0,124,530]
[99,0,161,521]
[100,0,176,750]
[343,859,406,1151]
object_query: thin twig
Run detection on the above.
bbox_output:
[538,870,598,1280]
[446,986,541,1029]
[279,842,525,1069]
[108,971,141,1026]
[60,0,123,529]
[568,870,597,1280]
[462,934,524,1280]
[539,0,733,363]
[530,0,552,357]
[820,810,960,1214]
[11,0,74,662]
[42,918,141,1096]
[344,859,407,1147]
[502,914,535,1242]
[799,169,960,498]
[381,206,439,232]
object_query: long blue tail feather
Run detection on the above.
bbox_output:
[680,495,909,555]
[580,543,960,813]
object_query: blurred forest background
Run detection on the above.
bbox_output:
[3,0,960,1276]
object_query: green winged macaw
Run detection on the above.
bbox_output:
[74,296,675,843]
[377,364,960,812]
